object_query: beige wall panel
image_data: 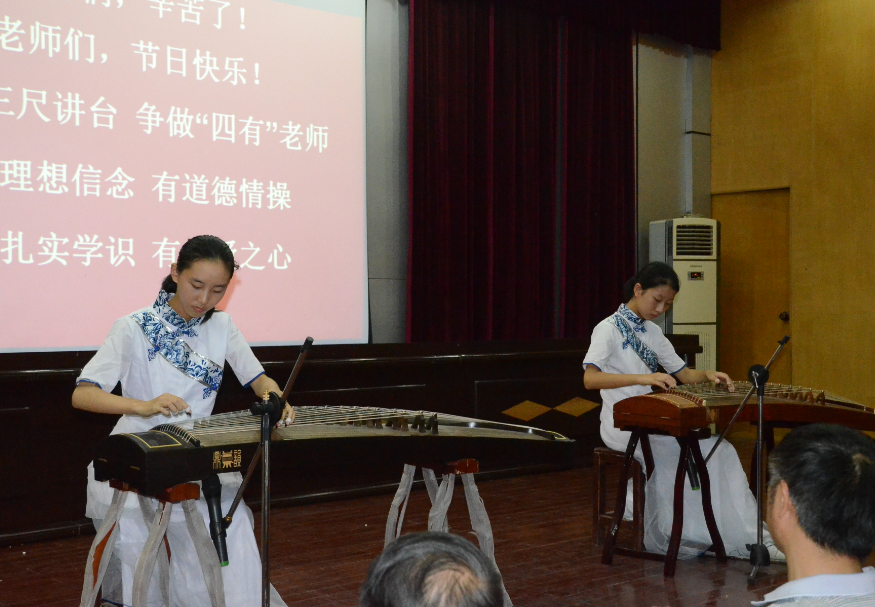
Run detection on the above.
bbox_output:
[711,81,806,193]
[719,0,811,58]
[800,1,875,404]
[712,0,813,193]
[712,190,791,385]
[713,0,875,406]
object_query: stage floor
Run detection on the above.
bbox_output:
[0,466,790,607]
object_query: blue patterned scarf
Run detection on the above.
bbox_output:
[609,304,659,373]
[132,291,224,398]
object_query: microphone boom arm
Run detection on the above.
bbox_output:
[703,335,789,465]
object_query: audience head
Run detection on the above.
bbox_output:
[767,423,875,562]
[360,532,504,607]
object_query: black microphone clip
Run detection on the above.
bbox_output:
[748,364,769,397]
[250,390,284,428]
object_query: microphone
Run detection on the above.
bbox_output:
[250,390,284,428]
[686,457,701,491]
[202,473,229,567]
[748,364,769,397]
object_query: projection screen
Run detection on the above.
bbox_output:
[0,0,367,352]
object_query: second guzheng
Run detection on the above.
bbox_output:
[93,405,575,495]
[613,380,875,436]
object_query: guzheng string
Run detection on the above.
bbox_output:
[172,407,477,439]
[663,381,864,408]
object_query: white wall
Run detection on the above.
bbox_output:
[636,36,712,269]
[365,0,408,343]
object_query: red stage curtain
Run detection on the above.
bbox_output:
[491,0,721,50]
[406,0,560,341]
[406,0,636,342]
[406,0,493,342]
[490,6,560,339]
[559,22,636,338]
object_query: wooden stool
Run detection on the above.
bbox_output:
[593,447,645,551]
[601,428,726,578]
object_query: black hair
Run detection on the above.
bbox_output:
[768,423,875,561]
[160,235,238,322]
[360,532,504,607]
[623,261,681,301]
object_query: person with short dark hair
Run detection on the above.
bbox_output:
[753,424,875,606]
[360,532,504,607]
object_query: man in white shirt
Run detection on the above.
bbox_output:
[753,424,875,606]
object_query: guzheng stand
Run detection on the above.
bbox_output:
[601,428,727,578]
[385,459,513,607]
[79,482,226,607]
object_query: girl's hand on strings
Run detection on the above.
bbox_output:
[642,373,677,390]
[706,370,735,391]
[141,393,191,417]
[277,402,295,427]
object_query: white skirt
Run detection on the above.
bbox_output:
[600,426,774,559]
[87,463,287,607]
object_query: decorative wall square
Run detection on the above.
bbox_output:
[502,400,551,422]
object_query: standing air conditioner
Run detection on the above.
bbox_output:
[649,217,719,371]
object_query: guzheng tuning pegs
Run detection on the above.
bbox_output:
[387,416,410,431]
[405,414,440,434]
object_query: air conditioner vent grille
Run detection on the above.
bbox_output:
[675,225,714,257]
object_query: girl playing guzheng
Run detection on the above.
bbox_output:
[72,235,293,607]
[582,261,782,560]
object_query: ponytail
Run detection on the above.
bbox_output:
[161,274,176,294]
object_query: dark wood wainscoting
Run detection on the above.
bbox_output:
[0,336,699,545]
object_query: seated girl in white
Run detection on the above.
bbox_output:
[73,235,293,606]
[583,261,781,560]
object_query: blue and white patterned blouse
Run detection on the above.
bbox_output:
[582,304,687,450]
[77,290,265,437]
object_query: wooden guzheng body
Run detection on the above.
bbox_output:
[613,381,875,436]
[93,406,575,496]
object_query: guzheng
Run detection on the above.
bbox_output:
[93,406,575,495]
[613,381,875,436]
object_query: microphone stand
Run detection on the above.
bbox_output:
[747,363,770,584]
[219,337,314,607]
[703,336,789,466]
[699,336,788,584]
